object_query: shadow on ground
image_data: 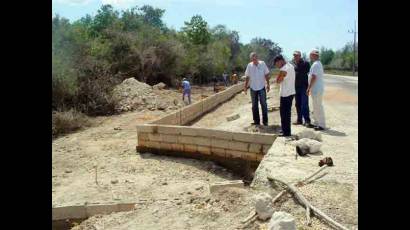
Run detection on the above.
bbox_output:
[322,128,347,137]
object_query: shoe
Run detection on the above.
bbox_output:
[314,126,325,131]
[293,121,303,125]
[251,122,260,126]
[263,123,268,126]
[305,123,315,128]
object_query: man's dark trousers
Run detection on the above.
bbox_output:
[250,88,268,125]
[295,85,311,124]
[280,95,294,136]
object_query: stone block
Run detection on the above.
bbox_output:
[160,134,178,143]
[171,143,184,152]
[211,139,231,149]
[242,152,257,161]
[184,144,198,153]
[138,132,149,141]
[197,146,211,155]
[249,143,263,153]
[226,149,245,159]
[229,141,249,151]
[157,125,181,135]
[211,147,226,157]
[148,133,162,142]
[136,124,157,133]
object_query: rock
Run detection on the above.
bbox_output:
[253,192,274,220]
[114,127,122,130]
[153,82,166,90]
[226,113,240,122]
[296,130,322,142]
[268,211,296,230]
[64,169,72,173]
[111,179,119,184]
[173,99,179,106]
[157,102,168,110]
[295,138,322,155]
[162,182,168,185]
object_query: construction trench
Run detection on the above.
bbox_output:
[52,82,358,229]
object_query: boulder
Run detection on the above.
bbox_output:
[253,192,274,220]
[268,211,296,230]
[295,138,322,155]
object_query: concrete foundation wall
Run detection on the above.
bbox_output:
[150,83,244,126]
[136,124,276,163]
[137,83,276,176]
[52,203,136,220]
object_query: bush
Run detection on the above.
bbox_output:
[52,109,92,138]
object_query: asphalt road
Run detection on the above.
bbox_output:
[324,74,358,96]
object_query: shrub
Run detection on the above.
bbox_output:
[52,109,92,138]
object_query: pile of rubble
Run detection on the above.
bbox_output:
[112,78,182,112]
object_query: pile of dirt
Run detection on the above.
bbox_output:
[112,78,182,112]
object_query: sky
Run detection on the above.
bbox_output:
[52,0,358,59]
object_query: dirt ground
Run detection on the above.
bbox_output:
[53,80,357,229]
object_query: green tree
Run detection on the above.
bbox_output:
[182,15,211,45]
[320,47,335,65]
[139,5,166,30]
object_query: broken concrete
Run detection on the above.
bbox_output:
[253,192,274,220]
[268,211,296,230]
[295,138,322,154]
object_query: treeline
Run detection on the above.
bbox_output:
[52,4,282,116]
[317,42,358,71]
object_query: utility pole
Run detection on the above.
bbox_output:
[348,20,357,76]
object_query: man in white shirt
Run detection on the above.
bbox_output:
[244,52,270,126]
[307,49,326,131]
[273,55,296,137]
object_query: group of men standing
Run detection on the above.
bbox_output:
[244,50,326,137]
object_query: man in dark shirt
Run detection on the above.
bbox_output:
[292,51,313,127]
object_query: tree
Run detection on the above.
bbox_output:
[139,5,166,30]
[182,15,211,45]
[320,47,335,65]
[249,38,282,68]
[90,5,119,37]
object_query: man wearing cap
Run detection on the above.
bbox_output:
[273,55,296,137]
[182,77,191,104]
[244,52,270,126]
[292,51,314,128]
[307,50,326,130]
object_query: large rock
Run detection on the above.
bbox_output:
[268,211,296,230]
[253,193,274,220]
[153,82,166,90]
[296,130,322,142]
[295,138,322,155]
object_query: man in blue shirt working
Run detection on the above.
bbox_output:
[182,77,191,104]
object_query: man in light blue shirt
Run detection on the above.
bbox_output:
[307,49,326,130]
[182,77,191,104]
[244,52,270,126]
